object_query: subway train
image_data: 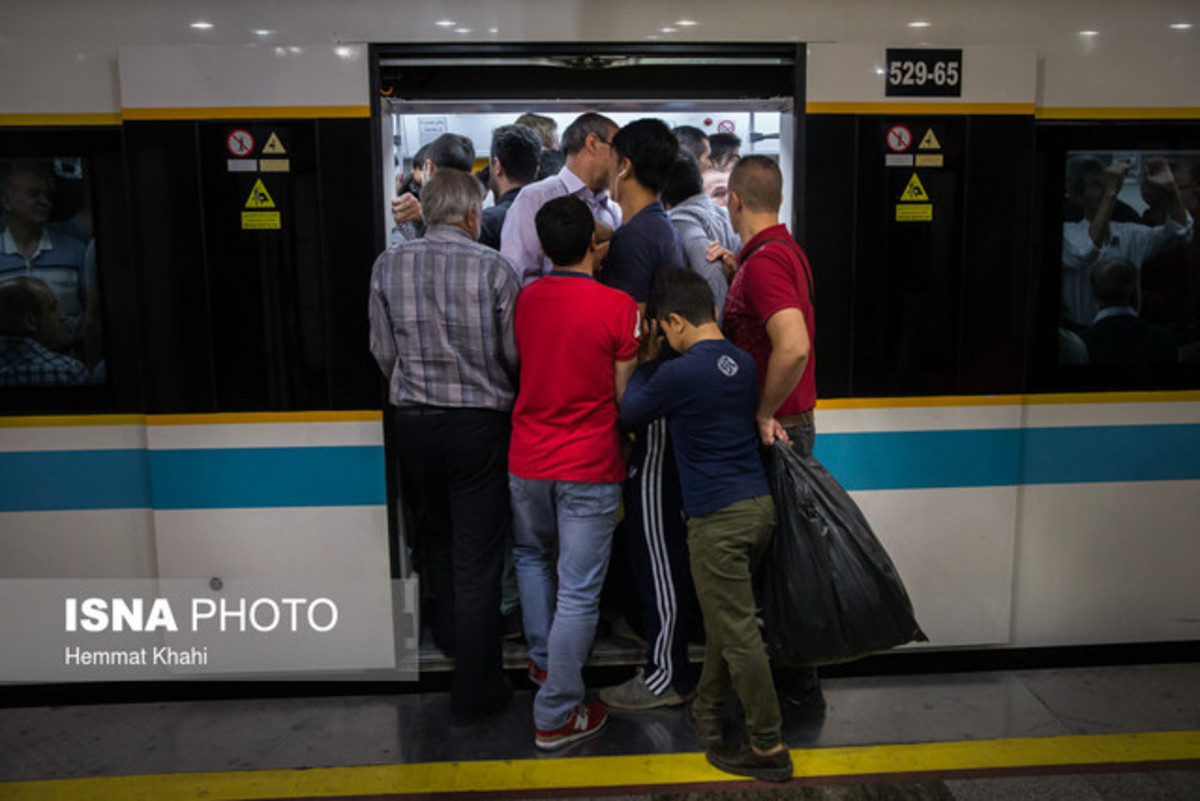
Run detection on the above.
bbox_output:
[0,0,1198,689]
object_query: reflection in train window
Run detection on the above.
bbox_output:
[1059,149,1199,370]
[0,157,104,388]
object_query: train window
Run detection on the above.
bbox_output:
[1034,123,1200,391]
[0,156,105,391]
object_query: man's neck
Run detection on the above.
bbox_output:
[737,213,781,244]
[8,220,43,255]
[564,157,595,192]
[679,322,724,351]
[493,174,523,197]
[553,260,594,277]
[618,184,658,221]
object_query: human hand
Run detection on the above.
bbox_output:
[757,416,791,447]
[707,242,738,279]
[640,317,663,362]
[1102,161,1130,196]
[1141,157,1178,202]
[392,193,422,225]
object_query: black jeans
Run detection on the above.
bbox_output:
[394,407,511,719]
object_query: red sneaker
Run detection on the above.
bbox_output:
[535,702,607,751]
[527,659,547,687]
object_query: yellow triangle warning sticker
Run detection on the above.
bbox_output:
[245,179,276,209]
[900,173,929,202]
[263,132,286,155]
[919,129,941,150]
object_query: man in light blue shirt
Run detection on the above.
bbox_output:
[500,113,622,285]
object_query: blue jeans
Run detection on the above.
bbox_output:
[509,474,620,730]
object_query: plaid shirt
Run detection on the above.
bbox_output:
[369,224,520,410]
[0,335,91,387]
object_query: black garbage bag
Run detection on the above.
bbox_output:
[758,440,927,665]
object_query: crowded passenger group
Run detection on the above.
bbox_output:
[368,112,817,782]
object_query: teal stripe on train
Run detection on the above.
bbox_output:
[1,426,1197,512]
[815,424,1200,490]
[0,446,386,512]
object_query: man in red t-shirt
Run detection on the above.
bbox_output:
[720,155,825,714]
[509,195,640,751]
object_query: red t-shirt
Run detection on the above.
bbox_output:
[722,224,816,416]
[509,272,640,482]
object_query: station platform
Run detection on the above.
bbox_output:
[2,660,1198,800]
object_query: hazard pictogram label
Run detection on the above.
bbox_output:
[227,129,255,157]
[245,179,276,209]
[887,125,912,153]
[900,173,929,202]
[263,132,287,155]
[919,129,941,150]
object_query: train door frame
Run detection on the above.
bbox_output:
[367,42,807,579]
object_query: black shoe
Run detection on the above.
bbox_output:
[687,702,723,748]
[705,741,793,782]
[780,685,827,716]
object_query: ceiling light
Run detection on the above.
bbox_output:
[1169,22,1192,30]
[1079,30,1099,36]
[875,66,885,75]
[436,20,455,27]
[661,27,678,33]
[190,21,213,30]
[334,46,354,58]
[254,29,272,36]
[676,19,698,27]
[454,27,471,33]
[908,21,930,28]
[488,27,499,34]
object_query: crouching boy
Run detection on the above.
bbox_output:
[619,269,791,782]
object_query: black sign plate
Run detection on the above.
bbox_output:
[886,49,962,97]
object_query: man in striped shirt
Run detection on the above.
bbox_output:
[369,168,521,725]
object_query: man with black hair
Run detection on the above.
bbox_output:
[480,124,542,250]
[598,117,697,712]
[620,269,790,782]
[390,133,477,242]
[661,151,741,318]
[509,195,640,750]
[501,112,621,285]
[708,132,742,171]
[673,125,711,171]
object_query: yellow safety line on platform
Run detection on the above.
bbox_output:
[806,101,1035,116]
[3,731,1198,800]
[0,113,123,127]
[122,105,371,120]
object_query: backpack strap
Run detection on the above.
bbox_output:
[738,236,814,300]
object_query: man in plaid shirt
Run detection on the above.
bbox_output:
[0,276,90,387]
[369,168,520,725]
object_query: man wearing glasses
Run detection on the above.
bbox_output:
[501,112,621,286]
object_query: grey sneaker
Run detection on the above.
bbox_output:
[598,668,690,710]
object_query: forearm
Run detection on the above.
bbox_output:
[757,347,807,422]
[1089,193,1117,247]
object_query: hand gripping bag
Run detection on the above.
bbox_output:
[758,441,927,665]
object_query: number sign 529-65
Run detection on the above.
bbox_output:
[886,49,962,98]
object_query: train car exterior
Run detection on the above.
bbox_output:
[1,1,1198,683]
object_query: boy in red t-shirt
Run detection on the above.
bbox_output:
[509,195,640,751]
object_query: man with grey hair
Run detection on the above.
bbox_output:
[369,168,521,726]
[500,112,622,285]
